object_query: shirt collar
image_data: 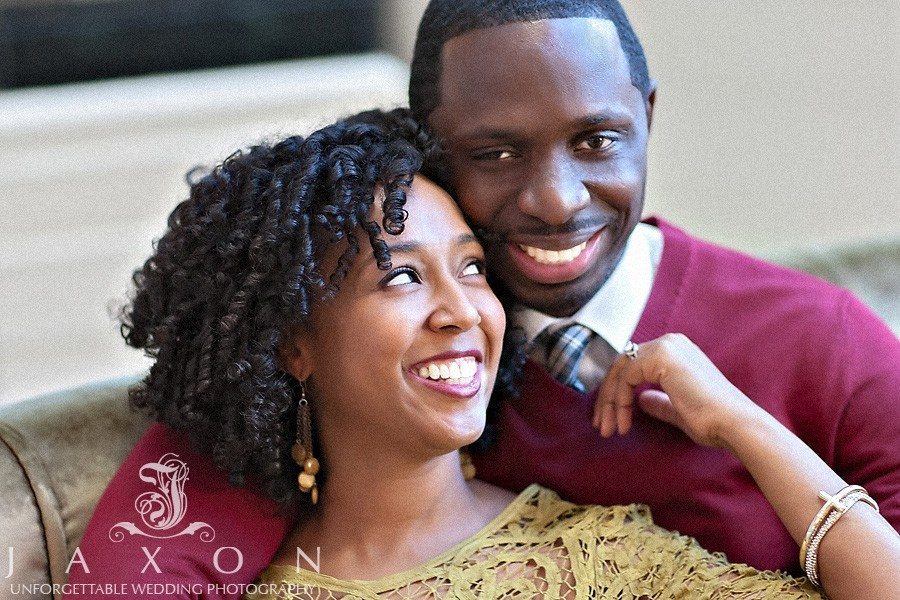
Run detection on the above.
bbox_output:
[513,223,659,353]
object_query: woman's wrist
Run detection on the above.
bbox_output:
[713,394,778,456]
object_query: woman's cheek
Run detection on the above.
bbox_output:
[478,288,506,364]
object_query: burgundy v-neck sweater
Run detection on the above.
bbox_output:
[474,218,900,572]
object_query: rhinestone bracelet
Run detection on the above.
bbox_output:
[800,485,879,587]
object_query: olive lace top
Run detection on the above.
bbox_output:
[249,485,822,599]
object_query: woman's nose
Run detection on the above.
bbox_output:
[427,280,481,333]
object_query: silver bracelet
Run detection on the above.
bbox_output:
[801,486,879,587]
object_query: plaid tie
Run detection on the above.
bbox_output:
[538,323,596,393]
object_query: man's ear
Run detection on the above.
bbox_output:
[278,328,314,381]
[645,79,657,132]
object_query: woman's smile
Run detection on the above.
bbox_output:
[409,352,483,398]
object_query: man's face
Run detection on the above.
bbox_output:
[429,17,654,317]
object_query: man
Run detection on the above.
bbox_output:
[408,0,900,573]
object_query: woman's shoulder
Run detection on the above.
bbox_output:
[66,423,296,598]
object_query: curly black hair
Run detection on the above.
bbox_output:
[121,108,524,507]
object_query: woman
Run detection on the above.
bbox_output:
[95,109,895,598]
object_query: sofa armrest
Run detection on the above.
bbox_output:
[0,377,151,597]
[0,433,51,596]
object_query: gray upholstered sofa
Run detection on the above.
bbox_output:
[1,238,897,600]
[0,379,149,600]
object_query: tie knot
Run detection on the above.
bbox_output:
[537,323,595,392]
[541,322,592,357]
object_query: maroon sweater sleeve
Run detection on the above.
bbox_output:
[648,219,900,546]
[64,424,295,599]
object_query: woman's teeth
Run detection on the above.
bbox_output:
[417,357,477,384]
[519,242,587,265]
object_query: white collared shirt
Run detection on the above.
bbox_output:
[513,223,664,389]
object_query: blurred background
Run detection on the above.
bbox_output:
[1,0,898,404]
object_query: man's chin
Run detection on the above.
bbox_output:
[503,277,601,318]
[494,246,624,316]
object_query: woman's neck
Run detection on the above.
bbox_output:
[319,450,477,542]
[281,447,510,580]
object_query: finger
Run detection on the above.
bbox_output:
[621,346,660,389]
[637,389,680,427]
[616,397,634,435]
[614,356,638,435]
[593,352,625,429]
[591,378,607,429]
[600,402,616,438]
[600,354,629,437]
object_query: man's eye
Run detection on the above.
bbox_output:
[574,135,614,151]
[461,260,486,277]
[381,267,420,287]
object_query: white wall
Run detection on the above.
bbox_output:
[379,0,900,254]
[0,54,409,404]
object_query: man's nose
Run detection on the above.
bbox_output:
[519,153,591,226]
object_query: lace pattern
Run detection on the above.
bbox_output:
[250,485,823,599]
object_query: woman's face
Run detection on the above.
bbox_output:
[287,175,506,458]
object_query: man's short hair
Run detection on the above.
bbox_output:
[409,0,652,122]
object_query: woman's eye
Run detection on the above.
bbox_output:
[381,268,420,287]
[472,148,517,161]
[461,260,486,277]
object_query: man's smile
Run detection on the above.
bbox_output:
[518,241,588,264]
[505,227,608,285]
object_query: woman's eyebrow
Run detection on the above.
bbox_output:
[364,233,481,265]
[385,233,479,255]
[457,233,480,246]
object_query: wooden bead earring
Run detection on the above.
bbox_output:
[292,381,319,504]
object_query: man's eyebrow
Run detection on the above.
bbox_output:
[444,125,519,142]
[459,127,518,141]
[574,111,633,128]
[453,112,632,141]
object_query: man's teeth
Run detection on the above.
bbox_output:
[519,242,587,265]
[417,357,478,384]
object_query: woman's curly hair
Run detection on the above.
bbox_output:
[121,108,524,507]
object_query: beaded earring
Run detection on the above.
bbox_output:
[291,381,319,504]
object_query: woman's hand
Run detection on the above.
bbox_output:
[591,333,758,447]
[593,333,900,600]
